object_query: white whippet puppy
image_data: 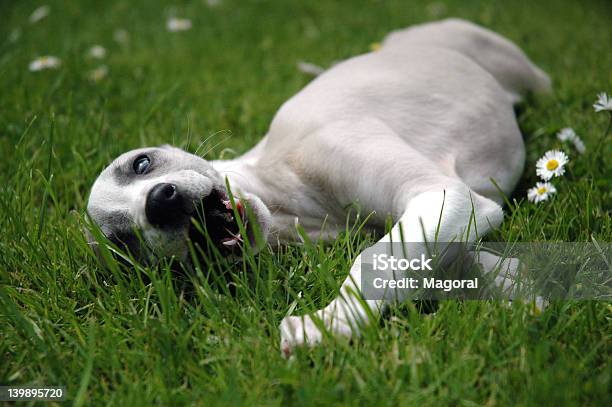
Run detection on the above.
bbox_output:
[87,19,550,356]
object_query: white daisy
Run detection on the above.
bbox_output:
[536,150,568,180]
[88,65,108,82]
[556,127,576,142]
[426,2,447,18]
[88,45,106,59]
[29,5,50,24]
[527,182,557,203]
[593,92,612,112]
[167,18,192,32]
[297,61,324,76]
[556,127,586,154]
[573,137,586,154]
[29,56,61,72]
[113,29,129,45]
[9,28,21,43]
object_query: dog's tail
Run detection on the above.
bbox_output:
[382,18,551,103]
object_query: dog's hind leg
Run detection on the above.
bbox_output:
[280,184,503,356]
[470,249,548,312]
[382,18,551,103]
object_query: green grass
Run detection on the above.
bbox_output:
[1,0,611,405]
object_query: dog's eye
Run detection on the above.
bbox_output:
[133,156,151,174]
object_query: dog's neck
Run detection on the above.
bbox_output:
[211,156,290,241]
[211,156,341,243]
[212,157,270,201]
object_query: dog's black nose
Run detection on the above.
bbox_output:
[145,183,184,227]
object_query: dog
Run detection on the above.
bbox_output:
[86,19,550,357]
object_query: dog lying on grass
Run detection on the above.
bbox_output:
[86,19,550,357]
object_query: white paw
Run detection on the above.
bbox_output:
[531,296,548,315]
[504,296,548,315]
[279,315,323,358]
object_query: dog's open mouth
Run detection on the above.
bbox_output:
[188,188,247,257]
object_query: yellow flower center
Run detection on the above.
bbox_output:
[537,187,547,195]
[546,159,559,171]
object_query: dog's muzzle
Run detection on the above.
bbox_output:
[146,183,184,227]
[145,183,247,257]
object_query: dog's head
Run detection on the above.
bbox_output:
[86,145,270,265]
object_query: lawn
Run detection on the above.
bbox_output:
[1,0,611,405]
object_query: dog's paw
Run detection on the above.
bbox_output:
[279,315,323,358]
[504,296,548,315]
[531,296,548,315]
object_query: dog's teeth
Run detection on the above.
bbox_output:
[223,200,232,210]
[225,229,243,241]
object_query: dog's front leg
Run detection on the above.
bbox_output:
[280,254,384,357]
[280,186,504,357]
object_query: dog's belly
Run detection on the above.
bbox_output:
[263,46,524,201]
[233,43,529,241]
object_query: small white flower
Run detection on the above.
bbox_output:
[167,18,192,32]
[88,45,106,59]
[88,65,108,82]
[297,61,324,76]
[556,127,586,154]
[29,5,50,24]
[113,29,129,45]
[426,2,447,18]
[536,150,569,180]
[9,28,21,43]
[527,182,557,203]
[573,137,586,154]
[556,127,576,142]
[29,56,61,72]
[593,92,612,112]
